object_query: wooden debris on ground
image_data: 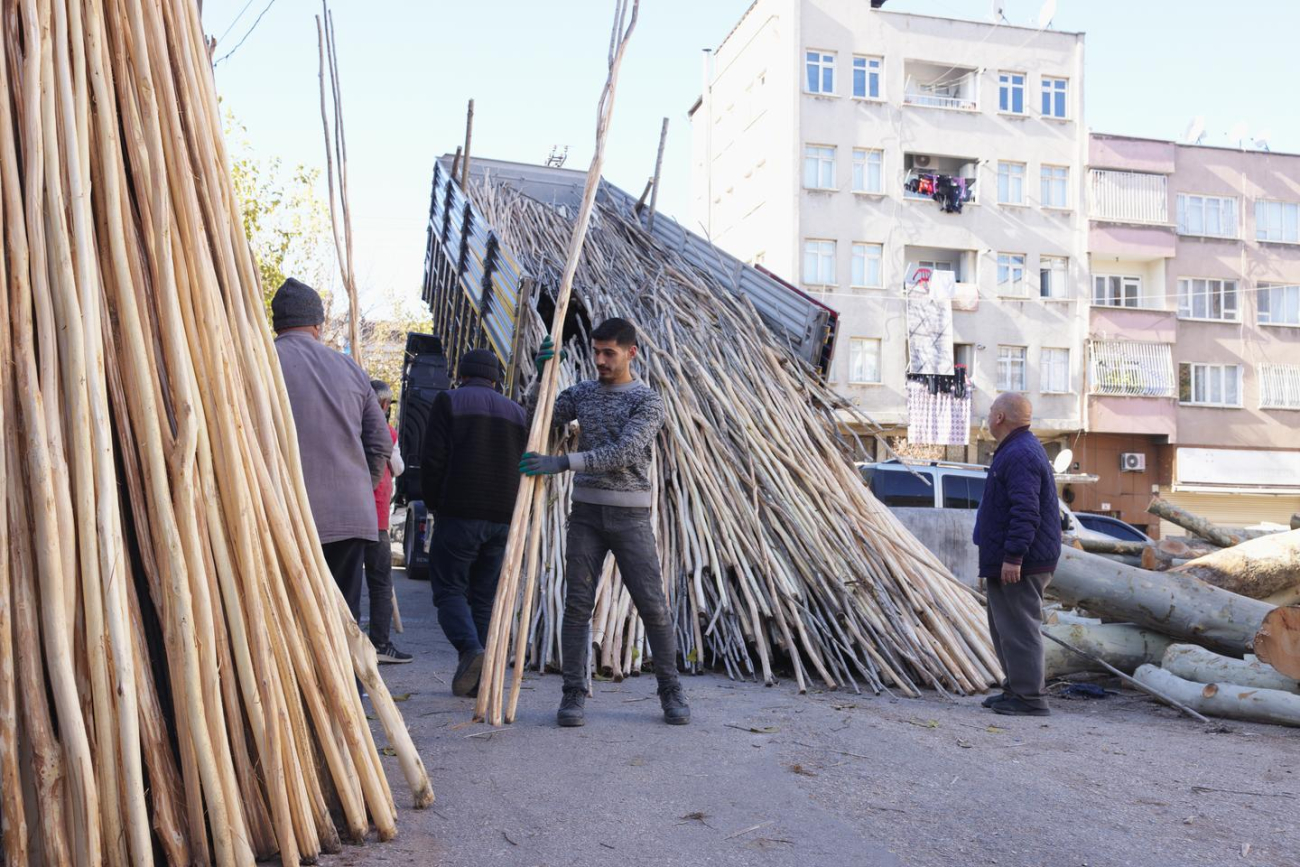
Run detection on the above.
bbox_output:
[0,0,430,863]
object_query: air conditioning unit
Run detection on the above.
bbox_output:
[914,154,932,168]
[1120,452,1146,473]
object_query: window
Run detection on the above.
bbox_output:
[1177,278,1239,322]
[869,468,935,508]
[1041,165,1069,208]
[1260,364,1300,410]
[852,148,883,193]
[1041,77,1068,118]
[1256,200,1300,243]
[1040,256,1068,299]
[954,343,975,382]
[803,145,836,189]
[1179,363,1243,407]
[998,345,1027,391]
[806,51,835,94]
[851,243,883,288]
[853,56,881,99]
[1177,194,1238,238]
[1259,284,1300,326]
[1093,275,1143,308]
[848,337,882,383]
[803,239,836,285]
[998,71,1025,114]
[997,253,1027,296]
[1089,341,1176,397]
[1041,348,1070,393]
[942,475,985,510]
[997,161,1025,204]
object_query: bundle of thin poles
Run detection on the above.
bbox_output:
[0,1,430,865]
[473,178,1003,705]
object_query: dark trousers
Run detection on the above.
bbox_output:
[985,570,1052,710]
[364,530,394,647]
[428,517,509,655]
[562,502,680,693]
[323,538,367,623]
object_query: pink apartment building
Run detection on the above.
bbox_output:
[1074,134,1300,536]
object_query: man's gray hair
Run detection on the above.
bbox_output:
[370,379,393,404]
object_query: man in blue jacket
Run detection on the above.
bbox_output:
[973,393,1061,716]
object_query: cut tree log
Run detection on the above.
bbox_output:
[1265,586,1300,608]
[1140,545,1192,572]
[1133,664,1300,728]
[1161,644,1299,694]
[1148,496,1238,547]
[1172,529,1300,599]
[1075,537,1148,557]
[1050,548,1278,655]
[1254,607,1300,680]
[1043,622,1173,678]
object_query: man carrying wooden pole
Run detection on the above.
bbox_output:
[521,318,689,727]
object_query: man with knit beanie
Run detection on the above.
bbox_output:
[421,348,528,697]
[272,277,391,625]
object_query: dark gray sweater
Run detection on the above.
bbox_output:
[531,378,664,509]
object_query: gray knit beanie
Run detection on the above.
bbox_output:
[459,349,501,383]
[271,277,326,332]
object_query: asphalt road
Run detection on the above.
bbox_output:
[336,568,1300,867]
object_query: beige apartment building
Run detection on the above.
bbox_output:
[689,0,1089,452]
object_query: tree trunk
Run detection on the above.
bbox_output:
[1133,664,1300,728]
[1171,529,1300,599]
[1076,537,1148,557]
[1140,545,1191,572]
[1043,623,1174,678]
[1161,644,1299,693]
[1254,607,1300,680]
[1147,497,1238,547]
[1050,548,1276,655]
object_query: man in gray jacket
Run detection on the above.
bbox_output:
[272,278,391,622]
[522,317,689,728]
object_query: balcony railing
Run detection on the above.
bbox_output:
[1089,170,1168,224]
[903,91,977,111]
[1260,364,1300,410]
[1089,340,1175,398]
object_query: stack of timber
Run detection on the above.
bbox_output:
[0,0,430,864]
[456,177,1001,716]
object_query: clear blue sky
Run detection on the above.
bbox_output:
[202,0,1300,312]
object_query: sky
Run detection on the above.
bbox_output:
[201,0,1300,314]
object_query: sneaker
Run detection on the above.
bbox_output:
[452,650,485,697]
[658,682,691,726]
[557,689,586,727]
[990,695,1051,717]
[981,691,1010,709]
[375,643,413,665]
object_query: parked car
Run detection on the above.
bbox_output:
[1073,512,1153,544]
[856,458,1107,540]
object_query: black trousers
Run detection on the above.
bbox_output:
[364,530,394,647]
[323,538,368,623]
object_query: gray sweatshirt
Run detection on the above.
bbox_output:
[531,378,664,509]
[276,332,392,543]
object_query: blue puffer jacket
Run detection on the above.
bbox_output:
[972,427,1062,579]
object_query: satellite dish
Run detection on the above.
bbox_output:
[1053,448,1074,475]
[1229,121,1249,146]
[1182,116,1205,145]
[1037,0,1057,29]
[1254,129,1273,152]
[989,0,1006,23]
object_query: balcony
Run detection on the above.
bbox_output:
[1089,340,1175,398]
[904,247,979,310]
[1089,169,1169,224]
[903,153,978,210]
[903,61,978,111]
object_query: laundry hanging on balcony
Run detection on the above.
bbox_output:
[907,371,972,446]
[905,273,954,376]
[905,173,976,213]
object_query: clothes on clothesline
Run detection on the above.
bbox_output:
[906,296,954,376]
[906,372,972,446]
[904,173,977,214]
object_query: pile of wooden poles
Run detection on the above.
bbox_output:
[0,0,430,864]
[470,178,1002,708]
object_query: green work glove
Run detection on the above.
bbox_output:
[520,452,570,476]
[534,336,568,375]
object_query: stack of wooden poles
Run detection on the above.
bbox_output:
[472,179,1002,707]
[0,1,430,865]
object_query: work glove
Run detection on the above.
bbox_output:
[534,336,568,376]
[519,452,570,476]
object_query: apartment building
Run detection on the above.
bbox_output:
[689,0,1088,455]
[1074,135,1300,536]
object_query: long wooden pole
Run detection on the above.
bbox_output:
[477,0,641,726]
[646,116,668,231]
